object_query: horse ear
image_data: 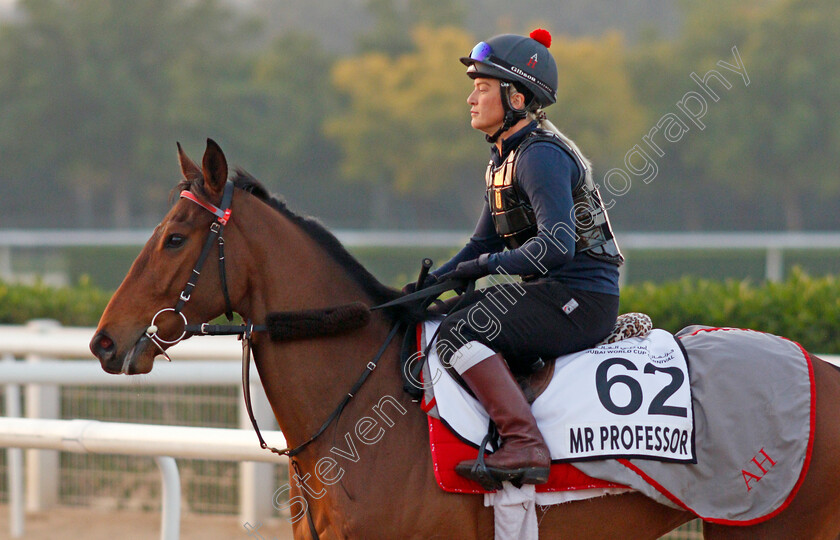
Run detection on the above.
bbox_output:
[201,138,228,195]
[177,142,203,182]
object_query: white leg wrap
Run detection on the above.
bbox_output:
[448,341,496,375]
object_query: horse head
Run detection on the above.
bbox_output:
[91,137,401,377]
[90,139,250,374]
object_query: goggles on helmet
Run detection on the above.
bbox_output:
[468,42,494,62]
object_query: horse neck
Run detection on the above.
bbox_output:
[232,196,404,449]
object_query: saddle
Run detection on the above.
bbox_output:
[400,312,653,402]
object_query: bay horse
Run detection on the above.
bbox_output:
[90,139,840,539]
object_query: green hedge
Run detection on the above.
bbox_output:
[2,268,838,353]
[0,276,111,327]
[619,268,840,354]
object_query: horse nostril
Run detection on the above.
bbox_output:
[91,331,116,360]
[99,335,114,351]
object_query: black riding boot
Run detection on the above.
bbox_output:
[455,353,550,487]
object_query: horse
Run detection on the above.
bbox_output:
[90,139,840,539]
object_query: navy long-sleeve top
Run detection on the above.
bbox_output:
[435,122,620,296]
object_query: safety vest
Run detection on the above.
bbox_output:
[485,129,624,265]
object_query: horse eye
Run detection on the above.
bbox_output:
[165,234,186,249]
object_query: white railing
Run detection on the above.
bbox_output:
[2,229,840,283]
[2,320,838,539]
[0,417,287,540]
[0,321,281,539]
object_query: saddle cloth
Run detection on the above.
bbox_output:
[421,323,695,462]
[576,326,815,525]
[420,324,815,525]
[419,323,694,493]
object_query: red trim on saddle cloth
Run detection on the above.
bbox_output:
[426,414,625,494]
[417,324,624,494]
[617,327,817,526]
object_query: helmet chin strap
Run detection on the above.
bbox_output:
[486,81,528,144]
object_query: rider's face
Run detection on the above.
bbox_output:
[467,77,505,135]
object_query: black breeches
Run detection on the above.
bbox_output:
[436,279,619,373]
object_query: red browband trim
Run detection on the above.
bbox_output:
[180,190,232,225]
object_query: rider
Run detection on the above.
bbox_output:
[421,29,624,487]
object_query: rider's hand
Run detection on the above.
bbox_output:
[439,254,490,282]
[401,273,438,295]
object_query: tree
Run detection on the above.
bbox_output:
[627,0,840,230]
[356,0,466,55]
[326,25,483,226]
[547,32,647,166]
[231,32,344,218]
[698,0,840,230]
[0,0,250,227]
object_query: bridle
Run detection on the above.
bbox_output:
[141,179,403,460]
[144,180,238,358]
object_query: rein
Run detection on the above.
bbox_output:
[244,320,403,458]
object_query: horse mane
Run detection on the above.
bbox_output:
[174,172,405,319]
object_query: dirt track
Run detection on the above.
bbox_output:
[0,506,294,540]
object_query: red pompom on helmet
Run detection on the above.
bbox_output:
[529,28,551,49]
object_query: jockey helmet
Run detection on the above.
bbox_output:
[461,29,558,109]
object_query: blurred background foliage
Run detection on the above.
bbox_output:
[5,268,839,353]
[0,0,838,232]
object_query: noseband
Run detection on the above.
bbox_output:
[144,180,236,355]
